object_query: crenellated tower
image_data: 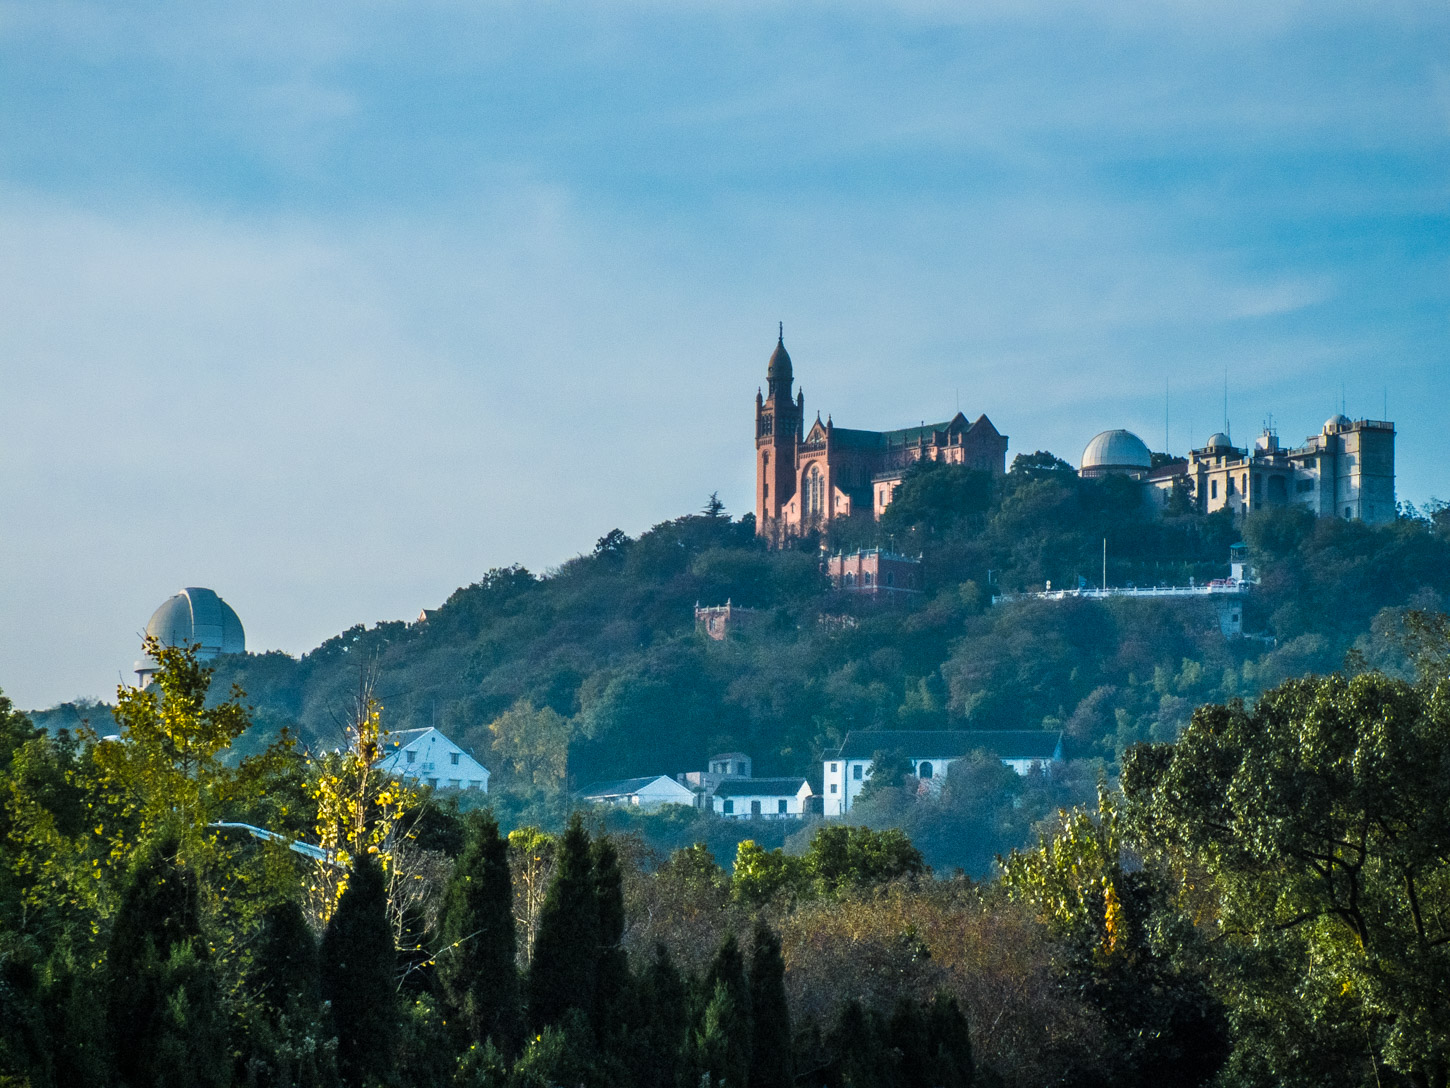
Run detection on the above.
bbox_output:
[755,324,803,539]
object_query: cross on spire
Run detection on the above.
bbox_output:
[778,321,783,342]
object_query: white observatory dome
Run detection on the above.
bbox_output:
[135,588,245,685]
[1080,430,1153,478]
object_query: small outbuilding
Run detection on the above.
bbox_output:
[711,777,813,819]
[577,775,697,811]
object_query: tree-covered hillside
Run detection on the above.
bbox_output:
[200,456,1450,804]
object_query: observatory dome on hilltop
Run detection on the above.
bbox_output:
[135,587,245,686]
[1080,429,1152,479]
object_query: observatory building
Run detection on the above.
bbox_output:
[134,587,245,685]
[1078,414,1396,525]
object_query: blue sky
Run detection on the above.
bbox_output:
[2,0,1447,708]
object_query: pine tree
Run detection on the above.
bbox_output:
[747,920,792,1088]
[705,933,752,1031]
[629,943,687,1088]
[685,980,750,1088]
[526,814,598,1033]
[888,996,930,1088]
[438,808,520,1051]
[924,991,974,1088]
[247,898,330,1088]
[256,898,322,1013]
[591,834,631,1046]
[827,1000,885,1088]
[106,834,229,1088]
[320,853,398,1088]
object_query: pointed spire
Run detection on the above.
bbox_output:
[779,321,784,342]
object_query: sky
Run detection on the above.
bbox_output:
[1,0,1447,709]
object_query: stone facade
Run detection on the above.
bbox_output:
[825,549,923,594]
[754,330,1008,544]
[1146,416,1396,525]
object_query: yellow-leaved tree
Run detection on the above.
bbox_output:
[307,684,423,946]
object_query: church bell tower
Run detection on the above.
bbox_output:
[755,324,803,539]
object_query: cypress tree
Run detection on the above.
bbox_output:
[887,996,930,1088]
[924,991,974,1088]
[684,980,750,1088]
[591,834,631,1046]
[437,808,520,1051]
[320,853,398,1088]
[747,920,792,1088]
[705,933,752,1031]
[526,814,598,1033]
[630,943,687,1088]
[106,834,229,1088]
[827,1000,885,1088]
[248,898,329,1088]
[255,898,321,1013]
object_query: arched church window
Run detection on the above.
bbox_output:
[918,762,933,780]
[805,466,824,518]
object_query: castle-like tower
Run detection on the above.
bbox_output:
[754,328,1008,544]
[755,326,804,538]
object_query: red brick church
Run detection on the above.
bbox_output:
[754,327,1009,544]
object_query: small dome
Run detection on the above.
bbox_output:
[1206,432,1233,449]
[767,331,792,384]
[1081,429,1152,472]
[144,587,245,661]
[1324,414,1350,432]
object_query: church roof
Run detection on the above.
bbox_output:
[826,412,999,450]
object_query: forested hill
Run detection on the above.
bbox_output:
[198,456,1450,795]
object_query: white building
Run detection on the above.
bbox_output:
[823,730,1064,816]
[375,727,490,792]
[711,777,813,819]
[577,774,697,811]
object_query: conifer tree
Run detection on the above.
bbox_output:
[827,1000,886,1088]
[437,808,520,1051]
[747,920,792,1088]
[247,898,330,1088]
[320,853,398,1088]
[705,933,752,1031]
[630,943,687,1088]
[106,834,229,1088]
[685,980,750,1088]
[925,991,974,1088]
[256,898,322,1013]
[888,996,930,1088]
[526,814,598,1033]
[591,834,630,1046]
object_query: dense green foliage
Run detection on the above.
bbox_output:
[177,468,1450,873]
[2,617,1450,1085]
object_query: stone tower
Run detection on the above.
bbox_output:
[755,325,803,541]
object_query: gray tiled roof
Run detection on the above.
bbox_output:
[713,777,809,798]
[577,775,675,799]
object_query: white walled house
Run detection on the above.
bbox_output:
[822,730,1064,816]
[711,777,813,819]
[375,727,490,792]
[578,775,697,811]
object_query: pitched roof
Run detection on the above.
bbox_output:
[384,728,434,744]
[577,775,686,799]
[713,777,810,798]
[832,730,1063,761]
